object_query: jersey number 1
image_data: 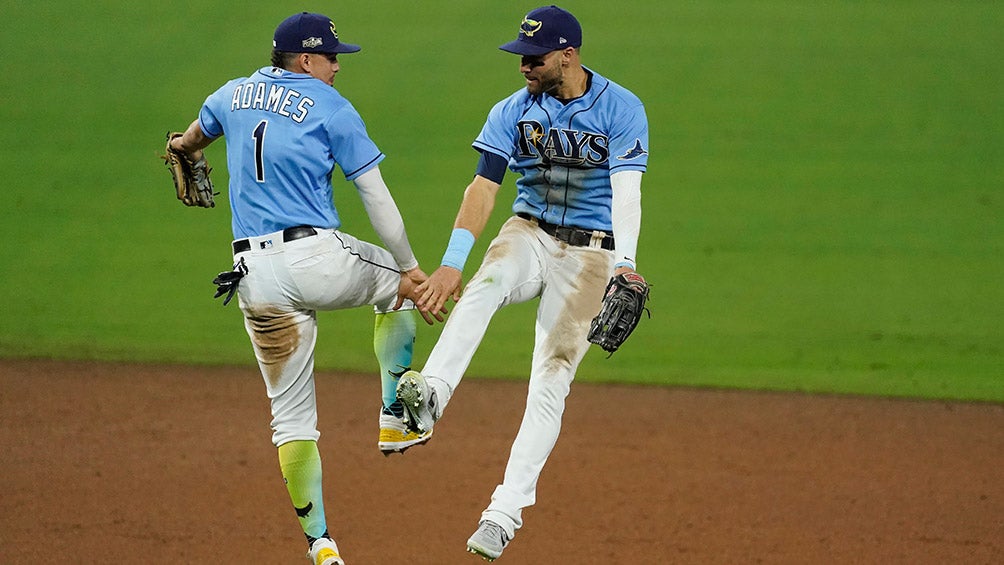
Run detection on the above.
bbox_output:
[252,120,268,182]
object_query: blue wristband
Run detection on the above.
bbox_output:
[441,228,475,271]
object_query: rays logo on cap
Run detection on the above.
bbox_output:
[520,16,542,37]
[330,21,339,39]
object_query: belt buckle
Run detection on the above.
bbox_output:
[554,226,573,245]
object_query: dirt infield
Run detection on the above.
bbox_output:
[1,359,1001,564]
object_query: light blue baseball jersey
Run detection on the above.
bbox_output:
[199,66,385,239]
[473,66,648,232]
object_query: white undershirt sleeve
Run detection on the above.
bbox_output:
[610,170,643,270]
[352,166,419,272]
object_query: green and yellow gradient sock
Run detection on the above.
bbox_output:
[278,440,327,541]
[374,309,417,410]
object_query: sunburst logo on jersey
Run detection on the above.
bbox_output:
[520,17,543,37]
[528,125,545,146]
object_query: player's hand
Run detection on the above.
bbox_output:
[415,265,463,319]
[396,266,447,324]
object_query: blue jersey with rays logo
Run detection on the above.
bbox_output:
[473,66,648,232]
[198,66,385,239]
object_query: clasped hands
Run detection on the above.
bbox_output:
[395,266,463,325]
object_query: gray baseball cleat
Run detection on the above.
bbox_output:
[466,520,510,562]
[396,370,438,433]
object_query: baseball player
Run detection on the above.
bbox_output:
[165,12,442,565]
[395,5,648,561]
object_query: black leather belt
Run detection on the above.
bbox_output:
[517,212,614,250]
[232,225,317,254]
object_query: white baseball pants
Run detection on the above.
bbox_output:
[423,216,614,536]
[233,227,407,446]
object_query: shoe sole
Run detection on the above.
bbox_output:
[378,431,433,456]
[466,544,500,562]
[397,373,435,433]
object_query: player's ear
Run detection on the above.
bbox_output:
[295,52,312,72]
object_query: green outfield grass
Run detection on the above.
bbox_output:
[1,1,1000,402]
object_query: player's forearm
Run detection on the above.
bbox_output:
[171,120,214,154]
[354,167,420,272]
[610,170,642,270]
[439,175,499,272]
[454,175,500,239]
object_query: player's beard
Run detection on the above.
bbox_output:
[527,65,563,96]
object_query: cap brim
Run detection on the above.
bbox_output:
[329,42,361,54]
[499,39,554,56]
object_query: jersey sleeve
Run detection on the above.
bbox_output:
[472,96,520,161]
[607,100,649,174]
[325,104,385,181]
[198,81,239,139]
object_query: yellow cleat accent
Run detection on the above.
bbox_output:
[378,413,433,455]
[315,547,339,564]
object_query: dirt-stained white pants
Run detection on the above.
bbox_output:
[233,227,408,446]
[422,216,614,537]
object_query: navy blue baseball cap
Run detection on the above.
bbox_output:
[499,5,582,56]
[273,12,361,54]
